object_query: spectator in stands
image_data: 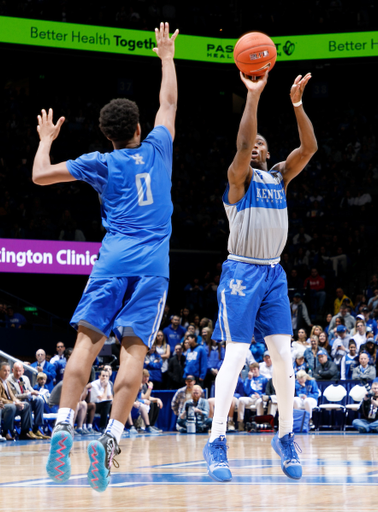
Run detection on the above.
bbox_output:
[318,331,332,356]
[50,341,66,365]
[54,347,69,384]
[171,375,196,419]
[30,349,56,391]
[177,385,211,433]
[352,353,376,381]
[33,372,56,413]
[290,293,312,339]
[291,328,310,361]
[183,334,207,384]
[237,363,268,431]
[310,325,323,340]
[250,335,266,363]
[203,337,224,397]
[163,314,186,353]
[140,370,163,432]
[293,370,319,420]
[352,382,378,433]
[129,383,159,435]
[340,340,359,379]
[331,325,351,366]
[90,369,113,431]
[153,330,170,388]
[167,343,186,389]
[334,288,353,315]
[304,336,320,372]
[313,350,340,380]
[351,319,367,351]
[324,313,333,336]
[293,353,308,374]
[259,351,273,380]
[7,362,50,439]
[200,326,212,346]
[0,362,36,440]
[5,305,27,328]
[144,344,163,389]
[180,308,191,329]
[361,307,378,336]
[329,304,356,333]
[359,335,377,365]
[367,289,378,311]
[262,378,278,418]
[304,268,326,320]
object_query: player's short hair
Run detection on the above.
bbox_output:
[256,133,269,149]
[99,98,139,142]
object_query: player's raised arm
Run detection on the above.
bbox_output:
[32,108,76,186]
[227,72,268,204]
[273,73,318,188]
[153,22,179,141]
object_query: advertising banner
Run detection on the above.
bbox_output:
[1,16,378,63]
[0,238,101,275]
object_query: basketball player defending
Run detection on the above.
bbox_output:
[203,71,317,481]
[32,23,178,492]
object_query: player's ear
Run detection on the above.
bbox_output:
[135,123,141,137]
[266,151,270,160]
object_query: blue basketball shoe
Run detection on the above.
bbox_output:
[46,422,74,483]
[271,432,302,480]
[87,433,121,493]
[203,436,232,482]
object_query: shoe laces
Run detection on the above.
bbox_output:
[211,440,229,467]
[281,437,302,462]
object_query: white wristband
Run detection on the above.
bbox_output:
[293,100,302,107]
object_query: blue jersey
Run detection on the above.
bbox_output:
[66,125,173,278]
[244,375,268,396]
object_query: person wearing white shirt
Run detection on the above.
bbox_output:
[90,370,113,430]
[50,342,67,366]
[259,351,274,380]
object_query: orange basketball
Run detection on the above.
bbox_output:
[234,32,277,77]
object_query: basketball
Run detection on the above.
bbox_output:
[233,32,277,78]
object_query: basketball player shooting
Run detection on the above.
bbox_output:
[203,71,317,481]
[32,22,178,492]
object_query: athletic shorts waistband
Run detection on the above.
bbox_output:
[227,254,281,266]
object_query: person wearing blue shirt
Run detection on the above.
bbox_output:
[340,340,359,379]
[163,315,186,352]
[203,339,225,397]
[237,363,268,430]
[293,370,319,419]
[183,334,208,383]
[30,349,56,392]
[144,345,163,388]
[32,23,179,491]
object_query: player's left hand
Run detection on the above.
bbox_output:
[290,73,311,105]
[153,22,179,60]
[37,108,65,142]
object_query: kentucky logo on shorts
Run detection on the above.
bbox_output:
[229,279,246,296]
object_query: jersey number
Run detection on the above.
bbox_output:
[135,173,153,206]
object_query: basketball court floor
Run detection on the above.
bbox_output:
[0,432,376,512]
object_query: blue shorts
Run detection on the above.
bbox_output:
[70,275,168,348]
[213,260,292,344]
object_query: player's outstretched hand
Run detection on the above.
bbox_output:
[37,108,65,142]
[240,71,268,95]
[290,73,311,105]
[153,22,179,60]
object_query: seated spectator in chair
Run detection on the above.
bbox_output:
[5,305,27,329]
[0,362,36,440]
[329,303,356,333]
[144,344,163,389]
[177,385,211,433]
[237,363,268,431]
[351,319,367,351]
[259,351,273,380]
[333,288,353,316]
[129,383,160,434]
[7,362,50,439]
[290,294,312,340]
[359,335,377,366]
[208,373,246,432]
[293,354,308,375]
[34,372,55,412]
[352,353,377,381]
[340,340,359,379]
[30,349,56,392]
[90,369,113,431]
[54,348,69,384]
[304,336,320,373]
[352,381,378,433]
[171,375,196,418]
[154,330,171,389]
[318,331,332,355]
[163,314,186,353]
[141,369,163,431]
[331,325,351,367]
[167,344,186,389]
[203,337,225,398]
[263,378,278,418]
[293,370,319,420]
[291,328,310,362]
[313,350,340,381]
[183,334,207,384]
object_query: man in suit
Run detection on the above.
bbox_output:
[0,362,36,440]
[30,349,56,391]
[7,362,50,439]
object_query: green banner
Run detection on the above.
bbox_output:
[1,16,378,63]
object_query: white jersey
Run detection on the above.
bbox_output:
[224,168,288,265]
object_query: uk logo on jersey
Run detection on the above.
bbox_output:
[229,279,246,296]
[130,153,145,165]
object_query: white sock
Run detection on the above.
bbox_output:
[264,334,294,438]
[87,423,92,430]
[56,408,75,428]
[209,341,250,443]
[105,419,124,444]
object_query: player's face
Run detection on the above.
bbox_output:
[250,136,269,169]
